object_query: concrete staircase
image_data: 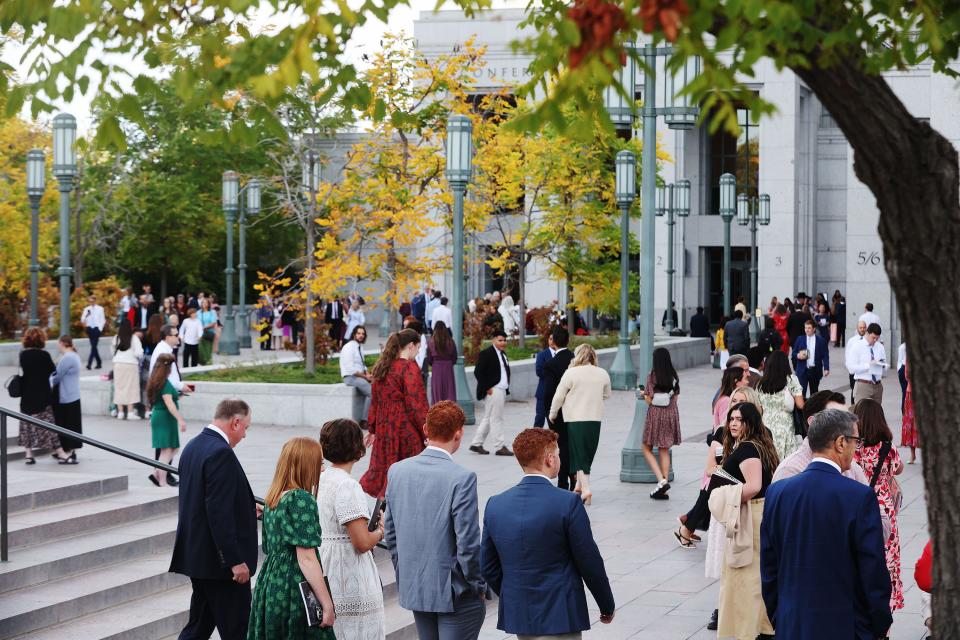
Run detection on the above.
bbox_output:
[0,467,418,639]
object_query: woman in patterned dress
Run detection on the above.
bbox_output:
[901,363,919,463]
[853,399,905,614]
[248,437,336,639]
[17,327,59,463]
[318,419,386,639]
[756,350,805,460]
[641,347,681,500]
[359,329,428,498]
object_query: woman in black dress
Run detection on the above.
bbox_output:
[17,327,59,464]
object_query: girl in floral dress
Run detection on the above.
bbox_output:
[853,399,905,614]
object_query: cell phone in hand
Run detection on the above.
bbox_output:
[368,498,386,532]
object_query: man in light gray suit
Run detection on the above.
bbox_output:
[385,400,488,640]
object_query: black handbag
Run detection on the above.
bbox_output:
[298,575,332,627]
[792,407,807,437]
[5,372,22,398]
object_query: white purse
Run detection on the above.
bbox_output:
[652,391,673,407]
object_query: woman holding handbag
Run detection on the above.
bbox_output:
[15,327,59,464]
[756,350,805,459]
[853,399,905,615]
[642,347,681,499]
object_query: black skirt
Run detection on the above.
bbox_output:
[54,400,83,450]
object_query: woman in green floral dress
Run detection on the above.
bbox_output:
[248,437,336,639]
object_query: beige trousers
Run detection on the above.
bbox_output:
[853,380,883,405]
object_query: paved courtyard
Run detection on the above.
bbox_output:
[0,343,929,639]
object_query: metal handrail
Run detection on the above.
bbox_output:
[0,406,265,563]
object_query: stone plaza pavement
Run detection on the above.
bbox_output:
[0,343,929,639]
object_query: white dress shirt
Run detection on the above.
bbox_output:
[847,339,887,382]
[805,334,817,366]
[811,456,841,473]
[431,304,452,330]
[180,317,204,346]
[416,335,427,369]
[859,311,881,328]
[897,342,907,371]
[81,304,106,331]
[494,348,510,390]
[205,424,230,444]
[425,445,453,459]
[339,340,367,378]
[150,340,183,391]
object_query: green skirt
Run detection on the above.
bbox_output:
[198,337,213,365]
[567,420,601,474]
[151,407,180,449]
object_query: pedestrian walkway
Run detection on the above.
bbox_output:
[0,343,928,638]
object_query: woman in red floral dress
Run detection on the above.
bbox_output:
[901,363,919,463]
[853,399,905,614]
[360,329,428,498]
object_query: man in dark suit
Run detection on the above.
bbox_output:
[786,305,813,353]
[170,399,258,640]
[723,310,750,355]
[533,332,558,428]
[761,409,892,640]
[482,428,615,638]
[791,319,830,396]
[133,294,154,331]
[470,330,513,456]
[689,306,714,353]
[324,298,346,348]
[543,326,576,489]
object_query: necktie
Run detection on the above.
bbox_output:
[499,350,510,383]
[870,347,877,382]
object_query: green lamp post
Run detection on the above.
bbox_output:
[237,177,261,349]
[737,191,771,341]
[719,173,737,319]
[52,114,77,337]
[656,179,691,333]
[609,150,638,389]
[445,114,476,424]
[26,149,46,327]
[219,171,240,355]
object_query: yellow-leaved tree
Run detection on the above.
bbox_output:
[312,34,485,333]
[0,114,58,336]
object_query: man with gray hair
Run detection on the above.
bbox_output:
[761,409,891,639]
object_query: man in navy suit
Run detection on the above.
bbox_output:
[170,399,258,640]
[533,332,558,428]
[792,318,830,396]
[761,409,892,640]
[542,327,576,489]
[481,428,615,639]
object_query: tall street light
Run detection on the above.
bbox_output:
[656,179,691,333]
[445,114,476,424]
[302,151,321,373]
[52,114,77,337]
[237,177,261,349]
[609,150,638,389]
[26,149,46,327]
[719,173,737,319]
[219,171,240,355]
[737,192,771,340]
[619,47,700,483]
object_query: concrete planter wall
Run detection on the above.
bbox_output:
[78,337,710,427]
[1,338,100,367]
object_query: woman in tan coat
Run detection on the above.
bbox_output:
[548,344,611,505]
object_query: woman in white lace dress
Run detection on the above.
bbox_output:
[318,419,386,639]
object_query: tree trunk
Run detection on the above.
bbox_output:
[565,270,575,334]
[305,216,316,375]
[160,266,168,301]
[387,243,399,334]
[517,259,526,349]
[793,58,959,634]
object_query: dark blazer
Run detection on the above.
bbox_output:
[134,306,153,331]
[689,313,710,338]
[542,349,575,421]
[791,334,830,375]
[761,461,892,640]
[324,300,345,325]
[534,348,554,402]
[19,348,56,414]
[170,428,258,580]
[724,318,750,355]
[481,476,614,635]
[474,345,509,401]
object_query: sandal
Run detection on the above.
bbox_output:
[674,528,696,549]
[677,517,701,542]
